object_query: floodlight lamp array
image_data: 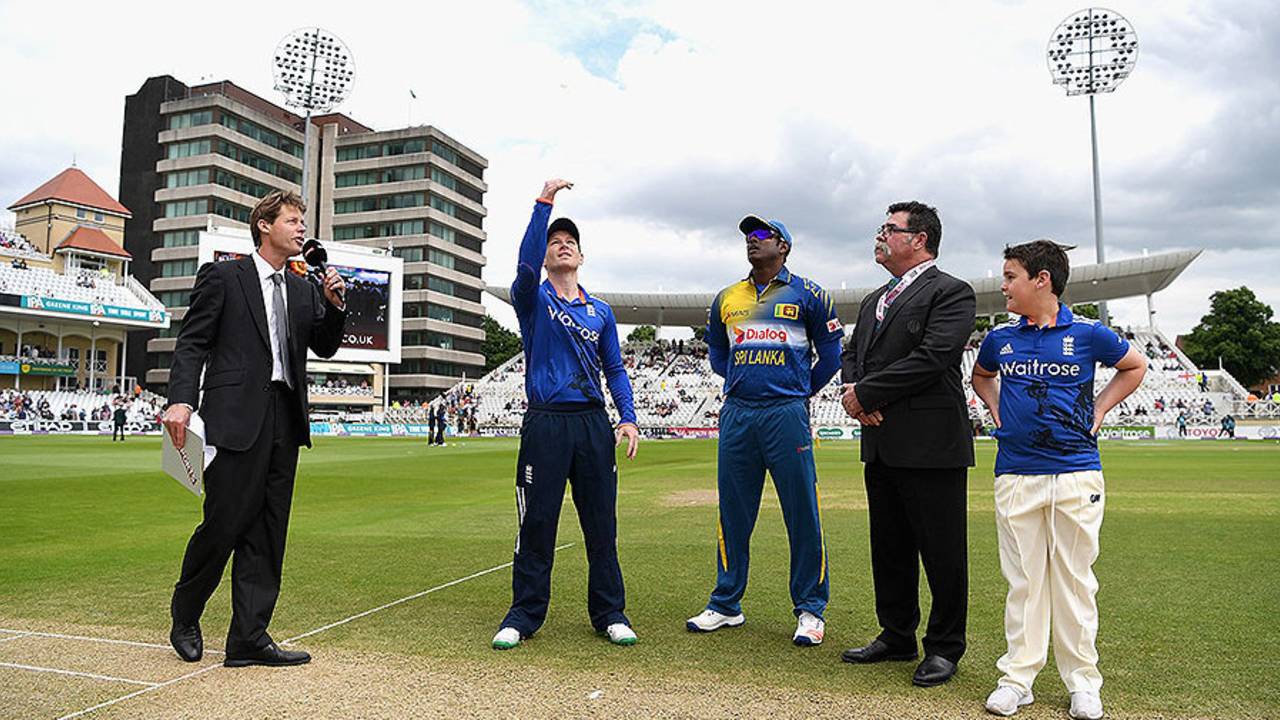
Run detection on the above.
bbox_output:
[1047,8,1137,96]
[272,28,355,112]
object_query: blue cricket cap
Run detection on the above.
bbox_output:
[739,214,793,246]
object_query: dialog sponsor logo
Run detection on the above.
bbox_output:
[733,325,789,345]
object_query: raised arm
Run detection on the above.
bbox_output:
[512,179,572,318]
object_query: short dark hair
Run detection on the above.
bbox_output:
[1003,239,1072,296]
[250,190,306,247]
[887,201,942,256]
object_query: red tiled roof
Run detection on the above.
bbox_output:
[56,226,132,259]
[9,167,131,216]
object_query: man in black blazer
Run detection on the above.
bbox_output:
[838,201,976,687]
[161,190,346,667]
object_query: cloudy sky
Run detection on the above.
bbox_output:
[1,0,1276,338]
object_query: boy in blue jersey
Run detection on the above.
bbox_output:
[686,214,844,646]
[492,179,641,650]
[972,240,1146,719]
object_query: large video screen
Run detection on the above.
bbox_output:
[197,229,403,363]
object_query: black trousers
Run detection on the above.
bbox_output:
[171,383,300,653]
[113,421,125,441]
[863,460,968,663]
[501,404,628,635]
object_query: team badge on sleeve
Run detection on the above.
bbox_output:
[826,318,842,333]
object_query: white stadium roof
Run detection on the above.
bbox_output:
[487,249,1203,326]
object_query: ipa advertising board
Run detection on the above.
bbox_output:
[197,228,403,364]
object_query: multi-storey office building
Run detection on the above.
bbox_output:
[119,76,488,405]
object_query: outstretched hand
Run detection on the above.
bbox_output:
[540,178,573,202]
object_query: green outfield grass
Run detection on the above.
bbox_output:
[1,436,1278,717]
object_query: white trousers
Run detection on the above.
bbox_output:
[993,470,1105,694]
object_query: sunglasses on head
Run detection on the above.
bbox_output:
[746,228,777,241]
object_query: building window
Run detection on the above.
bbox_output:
[161,230,200,247]
[426,304,453,323]
[167,139,212,159]
[168,110,213,130]
[335,165,426,187]
[430,140,458,165]
[427,248,455,269]
[335,138,427,162]
[164,199,206,218]
[332,219,425,240]
[212,199,252,224]
[214,140,301,184]
[93,212,104,222]
[218,112,303,158]
[429,195,457,217]
[430,167,458,191]
[165,169,210,188]
[157,290,192,307]
[213,169,274,199]
[391,246,424,262]
[333,192,425,215]
[75,208,86,219]
[427,276,455,296]
[159,259,198,277]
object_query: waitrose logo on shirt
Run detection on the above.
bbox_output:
[999,359,1083,377]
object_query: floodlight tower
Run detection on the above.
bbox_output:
[273,28,355,206]
[1047,8,1137,326]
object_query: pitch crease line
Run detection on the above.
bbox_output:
[0,631,32,643]
[57,545,571,719]
[56,663,222,720]
[0,661,158,687]
[0,627,225,654]
[283,542,574,645]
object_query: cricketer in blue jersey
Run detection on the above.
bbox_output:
[492,179,640,651]
[686,214,843,647]
[972,240,1145,720]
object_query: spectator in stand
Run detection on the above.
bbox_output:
[1202,399,1214,416]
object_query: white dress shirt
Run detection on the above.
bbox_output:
[252,251,290,383]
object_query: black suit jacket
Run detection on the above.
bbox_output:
[841,265,976,469]
[167,256,346,451]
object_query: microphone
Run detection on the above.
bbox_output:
[301,239,344,301]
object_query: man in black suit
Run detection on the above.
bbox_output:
[838,201,976,687]
[161,190,346,668]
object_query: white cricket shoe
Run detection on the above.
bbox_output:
[491,627,521,650]
[792,611,824,646]
[985,685,1034,716]
[605,623,637,646]
[686,609,746,632]
[1069,691,1103,720]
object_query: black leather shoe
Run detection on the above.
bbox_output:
[841,638,919,664]
[169,623,202,662]
[912,655,958,687]
[224,642,311,668]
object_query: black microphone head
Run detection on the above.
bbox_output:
[301,239,327,267]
